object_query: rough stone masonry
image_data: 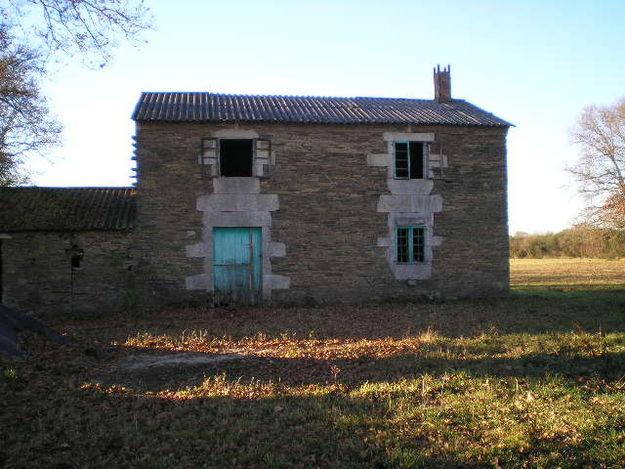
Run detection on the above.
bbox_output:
[0,67,511,312]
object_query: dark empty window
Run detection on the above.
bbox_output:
[220,139,253,177]
[67,246,84,270]
[394,141,424,179]
[396,226,425,263]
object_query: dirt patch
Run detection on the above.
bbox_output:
[120,352,245,370]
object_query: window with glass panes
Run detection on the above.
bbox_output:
[396,226,425,263]
[394,141,425,179]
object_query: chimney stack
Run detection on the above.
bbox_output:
[433,65,452,102]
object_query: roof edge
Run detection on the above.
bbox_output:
[0,186,135,190]
[131,92,512,127]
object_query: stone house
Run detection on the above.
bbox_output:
[0,67,511,312]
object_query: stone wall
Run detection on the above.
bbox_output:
[133,121,509,305]
[1,231,133,313]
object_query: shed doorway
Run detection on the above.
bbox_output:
[212,227,262,304]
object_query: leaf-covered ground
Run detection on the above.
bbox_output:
[2,262,625,468]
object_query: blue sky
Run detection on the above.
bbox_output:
[29,0,625,234]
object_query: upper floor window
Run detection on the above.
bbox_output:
[394,141,424,179]
[220,139,253,177]
[396,226,425,263]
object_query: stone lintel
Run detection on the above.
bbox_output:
[202,211,272,227]
[197,194,279,212]
[395,215,429,226]
[383,132,435,142]
[213,129,259,139]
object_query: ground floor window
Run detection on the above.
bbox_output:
[396,226,425,263]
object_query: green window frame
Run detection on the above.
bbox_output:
[394,141,425,179]
[396,226,426,263]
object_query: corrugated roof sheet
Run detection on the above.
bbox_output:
[132,92,512,127]
[0,187,136,232]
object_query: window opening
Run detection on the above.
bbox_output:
[412,226,425,262]
[396,226,425,263]
[67,246,84,270]
[394,141,424,179]
[219,139,254,177]
[396,227,410,262]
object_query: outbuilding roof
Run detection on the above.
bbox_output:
[132,92,511,127]
[0,187,136,232]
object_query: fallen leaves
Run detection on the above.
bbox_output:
[3,295,625,467]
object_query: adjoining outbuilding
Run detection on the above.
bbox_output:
[0,187,135,313]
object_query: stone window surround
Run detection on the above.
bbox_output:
[188,127,289,300]
[199,129,274,178]
[369,132,443,281]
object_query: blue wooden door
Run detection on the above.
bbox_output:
[213,227,262,304]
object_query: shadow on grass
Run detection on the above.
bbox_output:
[101,343,625,392]
[2,376,476,468]
[79,338,625,467]
[42,290,625,396]
[5,292,625,467]
[75,343,625,467]
[44,291,625,349]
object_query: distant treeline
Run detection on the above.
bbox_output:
[510,225,625,258]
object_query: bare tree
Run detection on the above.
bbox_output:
[569,98,625,228]
[0,26,60,185]
[6,0,152,67]
[0,0,152,186]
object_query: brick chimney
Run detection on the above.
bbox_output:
[433,65,452,103]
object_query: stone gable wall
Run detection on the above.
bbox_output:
[133,121,509,305]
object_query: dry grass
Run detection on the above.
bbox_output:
[2,260,625,467]
[511,257,625,291]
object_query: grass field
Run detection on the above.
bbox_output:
[511,257,625,291]
[2,259,625,467]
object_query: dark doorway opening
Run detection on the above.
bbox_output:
[220,139,253,177]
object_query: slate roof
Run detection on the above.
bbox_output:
[0,187,136,232]
[132,92,511,127]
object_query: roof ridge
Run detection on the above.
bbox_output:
[137,91,441,101]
